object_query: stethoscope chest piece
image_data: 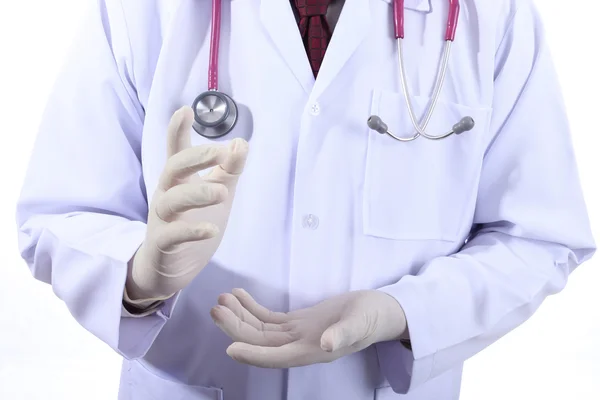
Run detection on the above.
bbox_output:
[192,90,238,139]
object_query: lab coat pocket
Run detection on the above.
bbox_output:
[363,89,491,242]
[123,360,224,400]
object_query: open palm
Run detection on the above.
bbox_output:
[210,288,407,368]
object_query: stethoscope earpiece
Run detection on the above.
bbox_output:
[452,117,475,135]
[367,116,388,134]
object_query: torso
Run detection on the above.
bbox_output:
[117,1,514,398]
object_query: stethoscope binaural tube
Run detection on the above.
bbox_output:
[369,0,475,142]
[367,115,475,142]
[192,0,238,139]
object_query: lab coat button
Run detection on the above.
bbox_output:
[302,214,320,230]
[310,103,320,115]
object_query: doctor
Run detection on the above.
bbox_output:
[16,0,595,399]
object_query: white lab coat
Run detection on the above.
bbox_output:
[16,0,595,399]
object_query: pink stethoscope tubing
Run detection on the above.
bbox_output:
[393,0,460,40]
[192,0,238,138]
[208,0,221,91]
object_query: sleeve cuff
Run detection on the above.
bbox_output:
[122,287,176,318]
[375,279,436,393]
[118,290,181,358]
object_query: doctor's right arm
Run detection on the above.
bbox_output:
[15,0,165,359]
[14,0,249,360]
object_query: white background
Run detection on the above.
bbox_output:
[0,1,598,399]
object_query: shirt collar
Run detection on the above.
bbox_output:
[379,0,432,13]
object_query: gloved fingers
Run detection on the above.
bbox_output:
[204,139,250,184]
[154,220,220,252]
[217,293,286,332]
[211,305,296,347]
[220,138,249,175]
[166,106,194,159]
[155,182,228,222]
[226,342,302,368]
[231,288,289,324]
[159,144,230,191]
[226,342,329,369]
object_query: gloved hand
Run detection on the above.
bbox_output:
[211,289,408,368]
[126,106,249,301]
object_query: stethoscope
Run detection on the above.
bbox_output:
[192,0,475,142]
[192,0,237,138]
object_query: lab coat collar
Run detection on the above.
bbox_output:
[259,0,315,93]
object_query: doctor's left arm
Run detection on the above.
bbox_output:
[15,0,170,360]
[374,1,596,394]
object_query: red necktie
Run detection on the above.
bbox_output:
[293,0,332,77]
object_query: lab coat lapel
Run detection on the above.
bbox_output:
[260,0,315,94]
[311,0,431,99]
[310,0,371,100]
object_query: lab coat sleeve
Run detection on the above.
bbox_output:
[16,0,175,360]
[374,2,596,393]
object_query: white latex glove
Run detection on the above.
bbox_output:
[126,107,249,301]
[210,289,408,368]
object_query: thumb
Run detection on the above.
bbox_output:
[166,106,195,158]
[320,314,367,353]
